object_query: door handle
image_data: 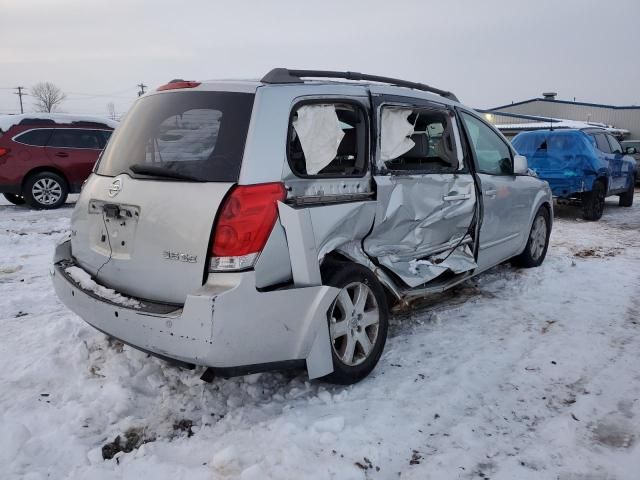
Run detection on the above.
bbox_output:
[443,193,471,201]
[484,189,497,197]
[55,152,69,158]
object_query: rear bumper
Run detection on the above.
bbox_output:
[51,240,337,378]
[540,175,593,199]
[0,183,21,195]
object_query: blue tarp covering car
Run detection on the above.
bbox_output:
[512,129,636,220]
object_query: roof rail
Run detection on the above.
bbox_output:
[261,68,459,102]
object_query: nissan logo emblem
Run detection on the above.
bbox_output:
[108,178,122,197]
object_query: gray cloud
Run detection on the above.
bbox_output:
[1,0,639,116]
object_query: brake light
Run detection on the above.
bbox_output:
[0,147,9,157]
[157,81,201,91]
[210,183,286,271]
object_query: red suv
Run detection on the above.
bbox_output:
[0,114,116,209]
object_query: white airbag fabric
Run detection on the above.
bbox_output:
[380,108,415,163]
[293,105,344,175]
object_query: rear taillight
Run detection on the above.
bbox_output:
[0,147,9,157]
[209,182,286,271]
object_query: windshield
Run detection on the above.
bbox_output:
[96,91,254,182]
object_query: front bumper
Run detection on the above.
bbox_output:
[51,241,337,378]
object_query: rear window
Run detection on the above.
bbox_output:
[96,91,254,182]
[512,132,594,157]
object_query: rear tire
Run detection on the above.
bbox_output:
[320,262,388,385]
[619,180,634,207]
[582,180,606,221]
[24,172,68,209]
[2,193,25,205]
[513,207,550,268]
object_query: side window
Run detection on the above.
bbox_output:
[592,133,611,153]
[606,135,623,154]
[14,129,53,146]
[288,102,367,177]
[49,129,103,149]
[49,130,76,148]
[99,130,112,148]
[380,107,459,173]
[460,112,513,175]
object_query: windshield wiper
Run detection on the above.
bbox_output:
[129,163,204,182]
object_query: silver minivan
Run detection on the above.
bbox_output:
[52,69,553,384]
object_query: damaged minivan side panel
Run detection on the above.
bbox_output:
[363,97,478,288]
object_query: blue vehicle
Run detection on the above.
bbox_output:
[512,128,636,220]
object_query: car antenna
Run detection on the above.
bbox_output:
[549,117,554,131]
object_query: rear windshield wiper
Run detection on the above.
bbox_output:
[128,163,204,182]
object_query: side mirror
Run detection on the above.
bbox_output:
[513,154,528,175]
[626,146,637,154]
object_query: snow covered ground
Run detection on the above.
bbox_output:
[1,192,639,480]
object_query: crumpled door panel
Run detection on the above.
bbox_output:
[363,174,477,288]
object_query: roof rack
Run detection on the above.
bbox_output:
[261,68,459,102]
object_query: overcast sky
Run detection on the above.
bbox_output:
[1,0,639,117]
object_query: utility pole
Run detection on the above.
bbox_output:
[14,86,26,114]
[137,83,147,97]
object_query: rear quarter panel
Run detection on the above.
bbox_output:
[0,126,48,186]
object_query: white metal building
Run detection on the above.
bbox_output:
[484,94,640,139]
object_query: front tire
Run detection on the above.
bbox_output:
[619,180,634,207]
[2,193,26,205]
[582,180,606,221]
[513,207,550,268]
[24,172,68,209]
[321,262,389,385]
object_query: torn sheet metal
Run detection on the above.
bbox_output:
[307,201,377,262]
[277,202,321,287]
[293,104,345,175]
[363,173,477,288]
[379,108,415,164]
[400,244,476,287]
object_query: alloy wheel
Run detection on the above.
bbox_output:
[529,215,547,261]
[31,178,62,206]
[328,281,380,366]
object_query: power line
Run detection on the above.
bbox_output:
[137,83,147,97]
[14,86,26,114]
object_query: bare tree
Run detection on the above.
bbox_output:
[31,82,66,113]
[107,102,117,120]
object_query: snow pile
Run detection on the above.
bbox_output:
[1,193,640,479]
[65,266,140,308]
[0,113,118,132]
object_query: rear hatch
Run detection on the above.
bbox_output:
[512,130,596,178]
[70,89,255,304]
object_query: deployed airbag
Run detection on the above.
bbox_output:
[380,108,415,164]
[293,105,345,175]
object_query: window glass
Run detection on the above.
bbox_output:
[97,91,254,182]
[14,129,53,146]
[382,108,459,173]
[49,129,103,149]
[288,103,367,177]
[461,112,512,175]
[591,133,611,153]
[606,135,623,154]
[99,130,112,147]
[145,109,222,164]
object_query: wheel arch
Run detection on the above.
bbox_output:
[21,166,70,194]
[321,250,404,309]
